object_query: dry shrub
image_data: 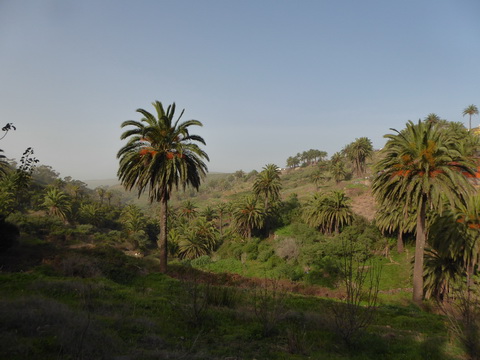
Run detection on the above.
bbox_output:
[60,253,103,278]
[253,278,287,337]
[438,285,480,360]
[275,237,300,261]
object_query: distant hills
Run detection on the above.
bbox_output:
[83,178,120,189]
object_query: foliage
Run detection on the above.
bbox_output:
[437,284,480,360]
[253,277,287,337]
[331,233,381,347]
[302,191,354,234]
[343,137,373,177]
[232,195,265,239]
[43,187,70,222]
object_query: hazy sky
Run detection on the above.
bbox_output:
[1,0,479,181]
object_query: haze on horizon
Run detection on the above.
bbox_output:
[1,0,479,181]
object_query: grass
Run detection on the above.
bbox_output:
[0,249,464,359]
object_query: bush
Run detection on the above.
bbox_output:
[266,255,282,269]
[257,248,274,262]
[82,246,143,284]
[60,253,103,278]
[275,237,299,261]
[191,255,212,267]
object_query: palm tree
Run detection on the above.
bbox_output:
[43,188,70,223]
[216,202,228,236]
[424,113,441,125]
[0,150,9,179]
[177,217,218,260]
[303,191,353,234]
[233,196,265,239]
[120,204,146,234]
[96,187,106,205]
[79,202,103,226]
[343,137,373,177]
[253,164,281,207]
[372,120,475,303]
[375,201,416,253]
[253,164,282,235]
[105,190,113,206]
[310,169,327,189]
[463,104,479,131]
[180,200,198,220]
[330,161,347,184]
[117,101,209,272]
[200,205,216,222]
[452,195,480,289]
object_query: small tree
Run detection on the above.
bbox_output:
[331,234,381,347]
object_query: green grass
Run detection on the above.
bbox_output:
[0,250,465,360]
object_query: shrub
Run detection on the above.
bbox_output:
[257,248,274,262]
[275,237,299,261]
[60,253,103,278]
[191,255,212,267]
[265,254,282,269]
[252,278,287,337]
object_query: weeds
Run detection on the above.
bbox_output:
[252,277,287,337]
[437,284,480,360]
[331,234,381,347]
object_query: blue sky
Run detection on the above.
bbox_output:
[1,0,479,180]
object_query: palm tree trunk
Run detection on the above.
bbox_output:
[158,196,168,273]
[413,198,427,303]
[397,229,404,254]
[264,196,269,237]
[219,213,223,237]
[466,260,474,289]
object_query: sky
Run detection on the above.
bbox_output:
[1,0,480,181]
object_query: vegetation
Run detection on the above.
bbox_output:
[372,120,475,303]
[2,108,480,359]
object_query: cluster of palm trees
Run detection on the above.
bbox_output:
[116,100,480,303]
[286,149,328,169]
[372,118,480,303]
[302,190,354,234]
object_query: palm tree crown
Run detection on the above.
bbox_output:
[463,104,479,131]
[117,101,209,272]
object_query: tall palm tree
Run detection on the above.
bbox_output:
[343,137,373,177]
[372,120,475,303]
[216,202,228,236]
[463,104,479,131]
[117,101,209,273]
